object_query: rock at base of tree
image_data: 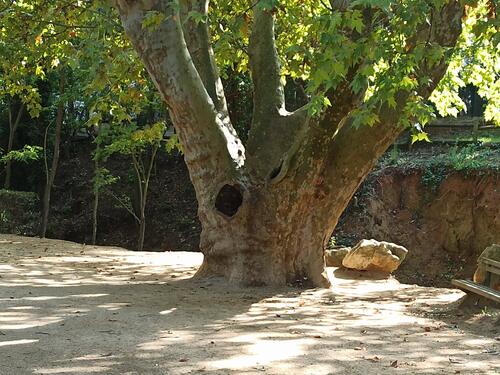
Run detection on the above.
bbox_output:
[342,239,408,273]
[325,247,351,267]
[473,244,500,284]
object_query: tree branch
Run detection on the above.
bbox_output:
[114,0,245,202]
[180,0,228,114]
[283,0,464,203]
[245,5,301,181]
[244,1,368,182]
[248,5,285,122]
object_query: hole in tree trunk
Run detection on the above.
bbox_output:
[215,184,243,217]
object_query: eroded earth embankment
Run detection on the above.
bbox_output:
[335,169,500,286]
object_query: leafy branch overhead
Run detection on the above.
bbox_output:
[211,0,498,127]
[103,122,166,157]
[0,145,42,164]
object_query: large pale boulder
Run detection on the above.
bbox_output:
[342,239,408,273]
[473,244,500,285]
[325,247,351,267]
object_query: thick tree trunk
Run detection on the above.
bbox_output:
[196,185,332,287]
[115,0,464,286]
[195,119,402,287]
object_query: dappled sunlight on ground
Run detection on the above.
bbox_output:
[0,235,498,374]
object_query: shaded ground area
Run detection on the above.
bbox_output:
[0,235,499,375]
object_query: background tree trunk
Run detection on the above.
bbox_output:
[40,74,65,238]
[92,155,100,245]
[4,103,24,190]
[92,186,99,245]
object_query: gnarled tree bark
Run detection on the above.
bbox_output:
[114,0,464,286]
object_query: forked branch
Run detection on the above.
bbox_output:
[114,0,245,191]
[284,1,464,192]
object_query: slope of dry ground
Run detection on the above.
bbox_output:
[0,235,498,375]
[335,167,500,287]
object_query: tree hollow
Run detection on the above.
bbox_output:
[215,184,243,217]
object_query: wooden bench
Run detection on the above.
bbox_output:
[452,257,500,304]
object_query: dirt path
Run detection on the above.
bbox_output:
[0,235,498,374]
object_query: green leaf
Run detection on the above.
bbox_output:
[411,132,431,144]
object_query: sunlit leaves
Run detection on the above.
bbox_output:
[103,122,166,158]
[411,131,430,144]
[165,134,181,153]
[431,0,499,124]
[91,167,118,192]
[1,0,497,137]
[0,145,43,163]
[352,107,380,128]
[209,0,494,128]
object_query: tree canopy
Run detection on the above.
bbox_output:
[1,0,497,134]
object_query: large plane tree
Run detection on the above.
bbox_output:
[113,0,498,286]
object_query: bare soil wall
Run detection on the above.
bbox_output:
[335,169,500,286]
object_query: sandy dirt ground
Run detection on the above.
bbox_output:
[0,234,498,375]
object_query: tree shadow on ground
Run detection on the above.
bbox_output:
[0,235,498,375]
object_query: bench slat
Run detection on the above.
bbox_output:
[486,265,500,276]
[451,279,500,303]
[481,257,500,273]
